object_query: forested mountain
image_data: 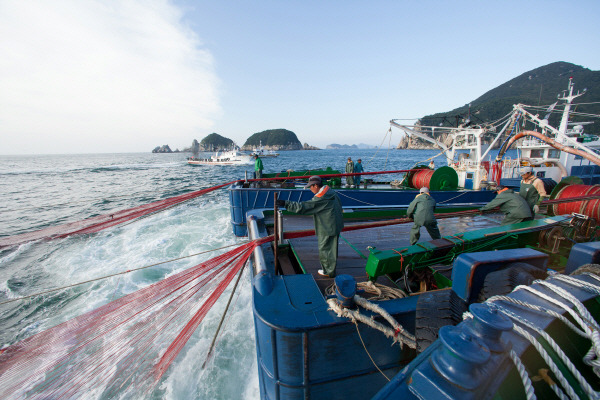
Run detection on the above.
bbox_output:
[242,129,303,150]
[419,62,600,135]
[199,133,234,151]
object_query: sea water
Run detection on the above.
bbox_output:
[0,148,474,399]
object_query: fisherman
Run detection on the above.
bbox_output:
[276,176,343,278]
[354,158,364,187]
[428,160,435,169]
[480,185,533,225]
[406,187,441,245]
[254,154,263,179]
[345,157,355,187]
[519,166,547,214]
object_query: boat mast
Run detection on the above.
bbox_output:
[557,77,585,143]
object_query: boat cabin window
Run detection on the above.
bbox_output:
[548,149,560,159]
[530,149,544,158]
[466,172,474,179]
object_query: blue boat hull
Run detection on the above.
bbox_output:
[229,184,496,236]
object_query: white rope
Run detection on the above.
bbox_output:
[534,279,600,330]
[326,296,416,349]
[327,298,405,346]
[353,294,415,347]
[505,316,581,400]
[336,191,379,206]
[463,311,536,400]
[513,285,597,334]
[509,349,537,400]
[490,294,600,398]
[487,294,587,338]
[553,273,600,295]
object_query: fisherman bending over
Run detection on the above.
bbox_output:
[406,187,441,245]
[519,166,547,214]
[276,176,344,278]
[480,185,532,225]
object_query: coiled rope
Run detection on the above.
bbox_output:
[482,274,600,399]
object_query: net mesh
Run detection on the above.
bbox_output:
[0,181,237,249]
[0,238,268,399]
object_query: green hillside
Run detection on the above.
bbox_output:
[243,129,302,149]
[420,62,600,135]
[199,133,234,151]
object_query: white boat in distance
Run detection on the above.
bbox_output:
[250,141,279,158]
[187,149,254,166]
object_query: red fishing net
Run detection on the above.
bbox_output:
[0,238,268,399]
[0,181,237,249]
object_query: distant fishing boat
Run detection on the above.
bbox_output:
[187,149,253,166]
[250,141,279,158]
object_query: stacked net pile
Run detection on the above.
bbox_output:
[0,181,237,249]
[0,238,268,399]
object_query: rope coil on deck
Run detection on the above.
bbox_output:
[326,295,416,349]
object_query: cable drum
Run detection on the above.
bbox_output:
[408,166,458,191]
[552,184,600,220]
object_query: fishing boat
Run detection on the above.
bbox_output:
[2,158,600,399]
[246,198,600,399]
[187,148,253,166]
[229,78,600,237]
[391,77,600,190]
[2,80,600,400]
[250,141,279,158]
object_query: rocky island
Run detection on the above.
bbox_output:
[153,128,319,153]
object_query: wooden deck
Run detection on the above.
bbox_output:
[268,213,504,294]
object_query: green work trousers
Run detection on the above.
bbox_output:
[318,235,339,276]
[410,221,441,245]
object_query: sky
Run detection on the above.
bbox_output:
[1,0,600,155]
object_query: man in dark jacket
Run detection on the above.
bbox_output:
[406,187,441,245]
[480,185,533,225]
[276,176,344,277]
[345,157,355,187]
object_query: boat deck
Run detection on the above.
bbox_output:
[267,213,505,294]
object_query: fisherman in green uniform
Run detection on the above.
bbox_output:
[354,159,364,187]
[345,157,355,187]
[276,176,344,277]
[519,166,547,214]
[480,185,533,225]
[254,154,263,179]
[406,187,441,245]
